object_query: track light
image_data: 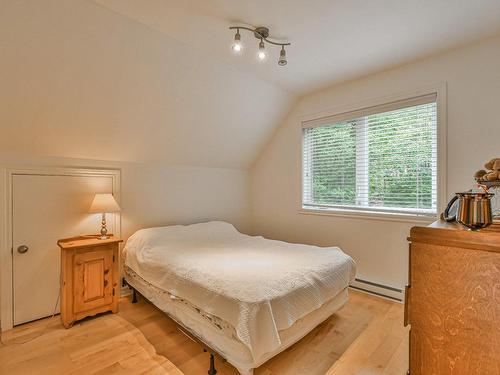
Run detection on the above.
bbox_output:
[278,46,287,66]
[232,29,242,53]
[229,25,291,66]
[257,39,267,61]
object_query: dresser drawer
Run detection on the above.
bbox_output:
[408,239,500,374]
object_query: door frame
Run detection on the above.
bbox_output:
[0,166,121,331]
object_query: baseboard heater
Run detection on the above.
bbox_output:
[349,278,403,302]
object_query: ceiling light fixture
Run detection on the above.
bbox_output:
[229,26,291,66]
[257,39,267,61]
[232,29,242,53]
[278,46,287,66]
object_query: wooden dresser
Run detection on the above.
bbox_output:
[57,236,122,328]
[406,221,500,374]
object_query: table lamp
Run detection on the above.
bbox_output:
[89,193,120,239]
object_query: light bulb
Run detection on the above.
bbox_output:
[232,30,242,53]
[278,46,287,66]
[257,39,267,61]
[232,42,242,52]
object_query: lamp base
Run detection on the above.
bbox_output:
[98,235,110,240]
[99,213,109,240]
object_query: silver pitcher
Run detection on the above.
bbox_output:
[443,191,494,230]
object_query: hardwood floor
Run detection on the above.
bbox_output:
[0,290,408,374]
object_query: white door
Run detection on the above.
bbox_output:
[12,174,116,325]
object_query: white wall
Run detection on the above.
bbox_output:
[0,0,295,236]
[0,0,293,169]
[0,155,250,238]
[250,35,500,289]
[119,162,249,237]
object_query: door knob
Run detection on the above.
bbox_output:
[17,245,29,254]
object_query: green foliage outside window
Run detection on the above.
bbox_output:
[308,103,436,211]
[310,122,356,205]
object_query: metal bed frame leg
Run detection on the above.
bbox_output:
[122,278,138,304]
[126,277,219,375]
[132,288,138,304]
[127,278,223,375]
[208,353,217,375]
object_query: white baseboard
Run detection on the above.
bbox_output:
[350,278,403,302]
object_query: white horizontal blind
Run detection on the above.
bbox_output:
[302,94,437,215]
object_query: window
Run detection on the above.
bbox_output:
[302,94,438,217]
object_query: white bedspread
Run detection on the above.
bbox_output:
[123,221,356,361]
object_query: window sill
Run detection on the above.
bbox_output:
[299,206,438,224]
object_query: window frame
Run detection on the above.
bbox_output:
[298,83,447,223]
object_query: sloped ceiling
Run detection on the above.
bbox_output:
[92,0,500,94]
[3,1,500,169]
[0,0,295,169]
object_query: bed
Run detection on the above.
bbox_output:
[122,221,356,375]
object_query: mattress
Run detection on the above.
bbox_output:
[122,221,356,371]
[124,265,349,375]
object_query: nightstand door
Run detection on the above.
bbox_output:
[74,247,114,312]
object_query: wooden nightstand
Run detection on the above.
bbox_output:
[57,235,123,328]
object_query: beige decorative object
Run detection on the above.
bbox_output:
[474,169,487,180]
[474,158,500,219]
[475,157,500,182]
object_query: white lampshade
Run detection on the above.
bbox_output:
[89,193,120,214]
